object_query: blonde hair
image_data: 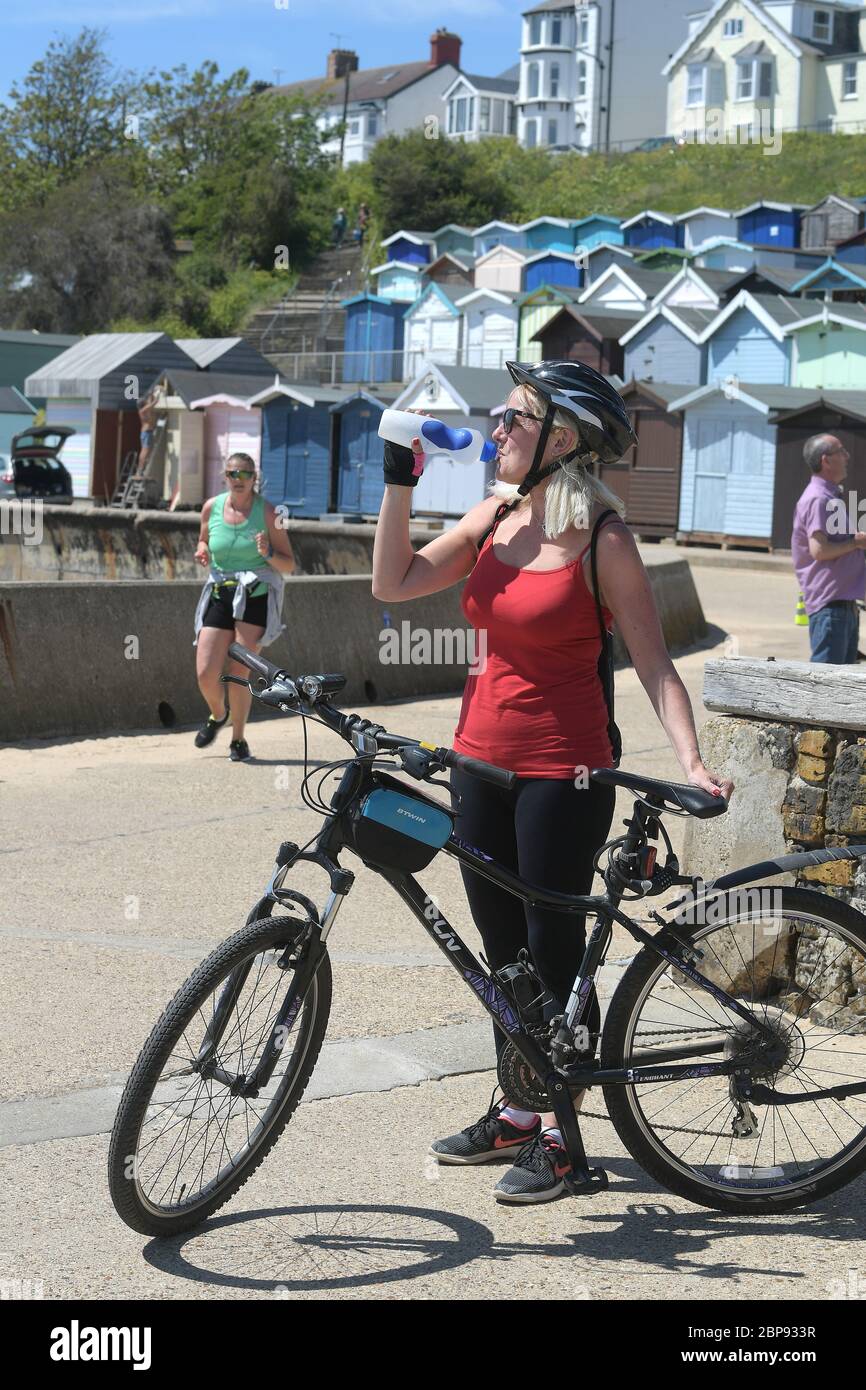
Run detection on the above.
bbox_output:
[491,382,626,538]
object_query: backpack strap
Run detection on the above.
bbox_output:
[589,508,623,767]
[475,499,519,555]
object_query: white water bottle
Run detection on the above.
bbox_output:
[378,409,498,477]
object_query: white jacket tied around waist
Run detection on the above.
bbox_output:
[193,567,287,649]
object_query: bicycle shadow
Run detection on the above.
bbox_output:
[141,1159,865,1295]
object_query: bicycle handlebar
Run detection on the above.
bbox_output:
[227,642,517,790]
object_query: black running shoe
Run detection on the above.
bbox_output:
[194,712,228,748]
[429,1090,540,1165]
[229,738,251,762]
[493,1130,572,1204]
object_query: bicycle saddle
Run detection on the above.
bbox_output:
[590,768,727,819]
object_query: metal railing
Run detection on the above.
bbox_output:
[264,345,514,386]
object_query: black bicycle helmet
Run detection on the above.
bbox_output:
[505,359,636,496]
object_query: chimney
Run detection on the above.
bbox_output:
[429,28,462,68]
[327,49,359,81]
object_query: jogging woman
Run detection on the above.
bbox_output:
[372,360,733,1205]
[194,453,296,761]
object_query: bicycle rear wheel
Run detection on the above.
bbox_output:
[601,887,866,1213]
[108,914,331,1237]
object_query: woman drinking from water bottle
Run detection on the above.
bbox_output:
[372,360,733,1204]
[193,453,296,761]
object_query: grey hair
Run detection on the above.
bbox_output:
[490,382,626,537]
[803,434,838,474]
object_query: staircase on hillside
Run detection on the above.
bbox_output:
[245,244,369,377]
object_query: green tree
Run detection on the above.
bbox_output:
[369,130,513,234]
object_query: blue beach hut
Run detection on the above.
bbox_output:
[248,381,346,518]
[341,294,406,383]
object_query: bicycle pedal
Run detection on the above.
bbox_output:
[565,1167,609,1196]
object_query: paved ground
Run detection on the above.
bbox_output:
[2,562,864,1300]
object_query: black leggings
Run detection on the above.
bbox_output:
[449,769,616,1064]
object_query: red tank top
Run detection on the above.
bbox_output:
[453,512,615,779]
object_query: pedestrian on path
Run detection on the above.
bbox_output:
[791,434,866,664]
[372,359,733,1205]
[193,453,296,761]
[136,388,158,478]
[355,203,370,247]
[332,207,347,249]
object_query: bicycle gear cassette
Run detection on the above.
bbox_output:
[497,1039,551,1111]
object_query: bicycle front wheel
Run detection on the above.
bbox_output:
[601,887,866,1214]
[108,914,331,1237]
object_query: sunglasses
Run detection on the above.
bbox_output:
[500,407,544,434]
[226,469,254,480]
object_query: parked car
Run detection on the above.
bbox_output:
[0,452,15,499]
[9,425,75,503]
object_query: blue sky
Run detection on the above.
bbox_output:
[2,0,521,98]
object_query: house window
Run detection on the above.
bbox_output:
[548,118,558,145]
[348,118,360,136]
[528,63,540,99]
[552,15,562,45]
[452,97,469,133]
[723,18,744,37]
[367,114,378,137]
[686,64,706,106]
[577,60,587,99]
[530,15,542,44]
[736,61,754,100]
[480,97,491,133]
[578,11,589,46]
[525,119,538,148]
[843,61,858,98]
[492,98,505,134]
[758,61,773,99]
[509,103,517,136]
[812,9,832,42]
[550,63,560,98]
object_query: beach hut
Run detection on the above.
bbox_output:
[835,228,866,268]
[379,231,435,265]
[392,362,506,517]
[653,266,738,311]
[174,338,274,376]
[247,381,346,518]
[675,207,736,251]
[431,224,476,260]
[473,245,526,295]
[621,211,683,252]
[633,248,693,274]
[24,333,197,499]
[517,286,583,363]
[457,289,520,370]
[572,215,624,250]
[341,294,406,382]
[788,259,866,303]
[736,201,805,251]
[799,196,865,253]
[148,368,275,507]
[523,251,583,293]
[0,330,78,404]
[579,264,675,312]
[771,393,866,549]
[620,306,713,386]
[531,306,638,378]
[669,382,819,548]
[186,374,271,501]
[473,221,527,258]
[331,388,400,516]
[602,381,688,541]
[402,284,464,380]
[423,253,476,295]
[691,237,758,274]
[790,304,866,389]
[519,217,580,255]
[583,243,635,286]
[703,291,812,386]
[0,387,37,455]
[369,261,425,304]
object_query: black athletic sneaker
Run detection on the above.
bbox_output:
[429,1090,540,1165]
[493,1131,572,1204]
[229,738,251,762]
[194,712,228,748]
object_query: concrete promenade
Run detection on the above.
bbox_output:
[1,561,863,1300]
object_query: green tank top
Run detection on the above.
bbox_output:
[208,493,268,597]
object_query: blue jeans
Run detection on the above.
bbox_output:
[808,602,861,664]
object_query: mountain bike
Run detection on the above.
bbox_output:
[109,644,866,1236]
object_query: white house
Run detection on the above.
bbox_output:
[457,289,521,369]
[441,71,519,141]
[518,0,699,153]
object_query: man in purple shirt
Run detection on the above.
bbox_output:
[791,434,866,664]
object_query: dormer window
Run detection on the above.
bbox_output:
[812,9,832,42]
[723,18,744,38]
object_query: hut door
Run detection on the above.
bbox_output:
[284,404,307,504]
[692,419,730,532]
[339,406,366,512]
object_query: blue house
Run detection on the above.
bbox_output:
[369,261,425,303]
[249,382,345,518]
[523,251,583,293]
[331,389,395,515]
[431,224,476,260]
[736,201,805,250]
[341,294,406,382]
[520,217,580,255]
[620,306,713,387]
[621,210,683,251]
[836,229,866,268]
[379,231,435,265]
[703,291,817,386]
[473,221,527,257]
[669,382,820,543]
[573,215,624,250]
[789,258,866,301]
